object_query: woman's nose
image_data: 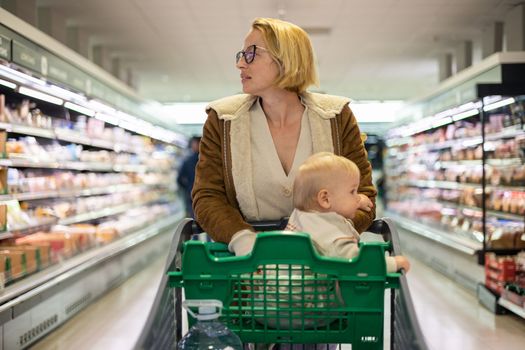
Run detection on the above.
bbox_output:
[236,58,247,69]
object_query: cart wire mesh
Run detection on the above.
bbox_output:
[134,218,428,350]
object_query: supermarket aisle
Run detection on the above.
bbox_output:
[31,252,167,350]
[29,224,525,350]
[406,254,525,350]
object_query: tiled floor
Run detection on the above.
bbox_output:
[31,231,525,350]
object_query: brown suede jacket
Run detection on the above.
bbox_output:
[192,92,377,243]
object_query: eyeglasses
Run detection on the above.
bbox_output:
[235,45,268,64]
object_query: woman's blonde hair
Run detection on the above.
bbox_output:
[252,17,319,93]
[293,152,360,211]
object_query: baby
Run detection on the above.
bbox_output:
[286,152,410,273]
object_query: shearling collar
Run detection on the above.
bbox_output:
[206,92,350,121]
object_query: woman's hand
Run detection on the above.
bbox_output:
[228,229,257,256]
[395,256,411,273]
[358,194,374,212]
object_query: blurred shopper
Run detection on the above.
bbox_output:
[177,136,201,217]
[192,18,376,255]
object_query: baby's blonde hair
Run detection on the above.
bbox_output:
[252,17,319,93]
[293,152,360,211]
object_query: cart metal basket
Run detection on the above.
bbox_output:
[134,218,428,350]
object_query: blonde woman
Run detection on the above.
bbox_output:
[192,18,376,255]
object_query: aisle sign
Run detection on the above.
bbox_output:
[47,54,69,83]
[1,24,167,132]
[90,80,106,101]
[0,34,11,60]
[12,40,41,73]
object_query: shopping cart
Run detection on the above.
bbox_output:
[134,218,428,350]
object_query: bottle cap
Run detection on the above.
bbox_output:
[183,300,223,321]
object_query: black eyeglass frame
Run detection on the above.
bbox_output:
[235,45,268,64]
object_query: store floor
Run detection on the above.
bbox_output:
[31,235,525,350]
[407,256,525,350]
[30,253,167,350]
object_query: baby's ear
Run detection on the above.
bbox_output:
[317,189,331,209]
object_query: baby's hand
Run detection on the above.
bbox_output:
[358,194,374,212]
[394,256,410,273]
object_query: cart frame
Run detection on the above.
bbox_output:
[134,218,428,350]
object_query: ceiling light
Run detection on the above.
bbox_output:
[95,112,120,125]
[0,64,46,87]
[483,97,515,112]
[18,86,63,105]
[461,138,482,147]
[431,117,452,128]
[64,102,95,117]
[452,109,479,121]
[0,78,16,89]
[89,99,116,114]
[48,84,87,103]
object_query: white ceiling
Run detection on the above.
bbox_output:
[36,0,520,103]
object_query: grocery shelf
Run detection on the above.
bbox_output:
[0,217,57,239]
[485,126,525,141]
[0,157,152,173]
[385,211,481,255]
[0,191,59,201]
[395,181,523,192]
[405,180,481,190]
[413,137,482,153]
[0,122,55,139]
[0,184,162,202]
[0,122,142,154]
[486,185,525,192]
[54,129,93,147]
[0,212,182,311]
[485,209,525,222]
[437,160,482,168]
[486,158,524,167]
[498,297,525,319]
[58,200,154,226]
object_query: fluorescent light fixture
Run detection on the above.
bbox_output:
[0,64,46,87]
[117,111,140,124]
[95,112,120,126]
[483,97,515,112]
[482,95,503,105]
[452,109,479,121]
[431,117,452,128]
[18,86,63,105]
[119,120,151,136]
[48,84,87,103]
[0,78,16,89]
[89,99,116,114]
[64,102,95,117]
[461,137,482,147]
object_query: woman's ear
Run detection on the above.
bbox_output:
[317,189,331,209]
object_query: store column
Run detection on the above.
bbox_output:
[481,22,504,58]
[1,0,36,26]
[455,41,473,73]
[438,53,452,82]
[505,4,525,51]
[37,6,67,44]
[66,26,90,58]
[92,45,112,72]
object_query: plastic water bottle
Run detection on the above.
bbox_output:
[178,299,243,350]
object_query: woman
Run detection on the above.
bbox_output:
[192,17,376,255]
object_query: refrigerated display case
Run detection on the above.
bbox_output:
[384,52,525,318]
[0,9,186,349]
